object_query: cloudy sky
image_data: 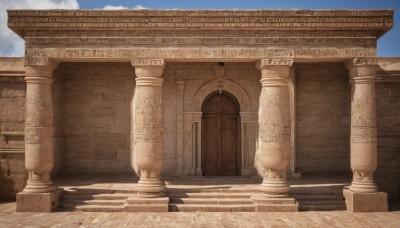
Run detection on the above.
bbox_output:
[1,0,399,56]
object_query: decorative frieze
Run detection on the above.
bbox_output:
[8,10,393,31]
[25,48,377,61]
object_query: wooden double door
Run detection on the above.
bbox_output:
[201,92,240,176]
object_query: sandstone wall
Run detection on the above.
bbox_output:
[62,63,135,174]
[0,58,27,199]
[375,82,400,199]
[295,63,352,175]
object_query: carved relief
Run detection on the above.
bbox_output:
[350,127,377,143]
[24,48,378,60]
[131,59,165,67]
[134,88,163,143]
[348,58,379,193]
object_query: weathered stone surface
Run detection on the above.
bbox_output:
[124,197,169,212]
[16,189,62,212]
[343,189,388,212]
[252,194,299,212]
[0,9,399,213]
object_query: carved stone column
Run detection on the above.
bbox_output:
[131,59,166,198]
[343,58,387,212]
[17,59,62,212]
[252,59,298,212]
[348,58,378,193]
[256,59,292,197]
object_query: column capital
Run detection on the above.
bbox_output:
[24,58,59,83]
[255,59,293,71]
[131,59,165,78]
[346,58,378,81]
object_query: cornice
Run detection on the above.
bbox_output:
[7,9,393,39]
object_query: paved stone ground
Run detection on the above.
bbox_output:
[1,201,400,228]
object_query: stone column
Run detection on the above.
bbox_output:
[343,58,387,212]
[131,59,166,198]
[256,59,292,197]
[17,60,62,212]
[252,59,298,212]
[348,58,378,193]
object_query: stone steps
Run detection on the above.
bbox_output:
[168,190,255,212]
[293,193,346,211]
[169,204,256,212]
[170,198,254,205]
[60,190,132,212]
[168,192,252,199]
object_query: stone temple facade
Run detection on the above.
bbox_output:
[0,9,399,212]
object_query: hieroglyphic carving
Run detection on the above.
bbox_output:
[347,57,379,193]
[134,83,163,142]
[259,92,290,143]
[7,9,394,17]
[350,127,377,143]
[256,59,292,196]
[257,59,293,68]
[25,37,377,46]
[8,9,393,31]
[131,59,165,67]
[25,30,378,39]
[24,48,377,60]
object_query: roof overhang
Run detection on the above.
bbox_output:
[7,9,394,39]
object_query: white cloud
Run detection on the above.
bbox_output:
[0,0,79,57]
[102,5,148,10]
[102,5,129,10]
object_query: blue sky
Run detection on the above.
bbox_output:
[1,0,399,56]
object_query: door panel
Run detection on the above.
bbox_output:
[202,92,240,176]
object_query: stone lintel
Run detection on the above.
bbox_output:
[16,189,62,212]
[124,197,169,212]
[252,194,299,212]
[343,189,388,212]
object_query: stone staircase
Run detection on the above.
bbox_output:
[59,189,133,212]
[168,191,256,212]
[291,184,346,211]
[57,176,348,212]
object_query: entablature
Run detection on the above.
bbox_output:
[7,9,393,49]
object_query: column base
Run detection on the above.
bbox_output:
[124,197,169,212]
[137,179,165,198]
[252,194,299,212]
[343,189,388,212]
[16,189,62,212]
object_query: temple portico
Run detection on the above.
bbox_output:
[1,9,398,212]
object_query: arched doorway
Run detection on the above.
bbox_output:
[201,91,241,176]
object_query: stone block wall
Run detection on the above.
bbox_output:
[0,72,27,199]
[376,82,400,199]
[295,63,352,175]
[62,63,135,174]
